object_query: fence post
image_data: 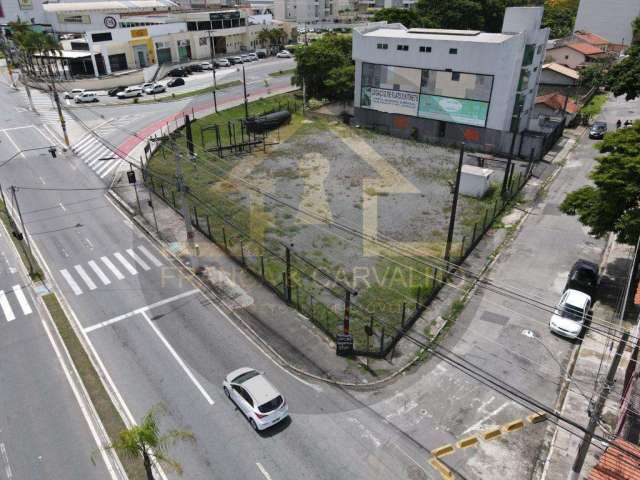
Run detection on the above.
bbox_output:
[432,267,438,289]
[471,223,477,246]
[282,272,287,300]
[401,302,406,328]
[222,227,227,250]
[160,183,165,199]
[492,199,498,220]
[285,246,292,304]
[171,190,176,208]
[459,236,465,259]
[260,256,265,279]
[193,206,199,228]
[415,286,421,312]
[343,290,351,335]
[483,209,488,230]
[240,239,245,265]
[206,216,212,239]
[379,326,385,353]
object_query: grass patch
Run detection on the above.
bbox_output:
[0,201,43,281]
[42,293,147,480]
[581,94,608,117]
[140,80,242,103]
[269,68,296,77]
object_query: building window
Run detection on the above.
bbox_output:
[536,44,544,55]
[449,48,458,54]
[397,44,409,51]
[419,46,431,53]
[377,43,388,49]
[91,32,112,42]
[451,72,460,81]
[187,22,197,31]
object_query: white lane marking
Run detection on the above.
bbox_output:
[33,125,57,147]
[100,256,125,280]
[1,443,12,479]
[114,252,137,275]
[127,248,150,271]
[74,265,97,290]
[12,285,32,315]
[137,245,163,267]
[88,260,111,285]
[100,160,121,178]
[461,401,511,435]
[38,176,46,185]
[1,130,25,159]
[42,123,65,147]
[60,268,83,295]
[142,310,215,405]
[0,290,15,322]
[256,463,272,480]
[85,238,94,250]
[84,289,199,333]
[59,202,66,212]
[0,125,34,132]
[73,134,95,149]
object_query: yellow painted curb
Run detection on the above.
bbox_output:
[431,444,455,458]
[503,419,525,432]
[457,436,478,449]
[429,458,454,479]
[483,427,502,441]
[527,412,547,424]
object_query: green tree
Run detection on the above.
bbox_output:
[415,0,486,30]
[579,61,607,88]
[560,122,640,244]
[293,33,353,102]
[607,45,640,100]
[632,16,640,45]
[325,63,356,104]
[541,0,580,38]
[372,8,432,28]
[98,406,195,480]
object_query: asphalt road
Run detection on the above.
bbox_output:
[0,83,445,479]
[0,189,111,478]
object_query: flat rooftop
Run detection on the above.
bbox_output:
[363,27,515,43]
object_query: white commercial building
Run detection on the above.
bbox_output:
[352,7,549,157]
[273,0,338,22]
[574,0,640,46]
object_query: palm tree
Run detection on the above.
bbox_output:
[257,29,271,49]
[100,405,195,480]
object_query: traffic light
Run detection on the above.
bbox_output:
[127,170,136,184]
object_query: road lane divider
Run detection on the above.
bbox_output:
[428,458,453,480]
[456,436,478,449]
[482,427,502,441]
[431,444,455,458]
[504,419,524,433]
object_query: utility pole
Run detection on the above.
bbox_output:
[242,62,249,119]
[10,186,34,274]
[173,134,194,247]
[208,30,218,113]
[46,63,70,147]
[570,331,630,479]
[443,143,465,268]
[502,104,523,197]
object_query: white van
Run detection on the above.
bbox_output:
[116,86,143,99]
[74,91,98,103]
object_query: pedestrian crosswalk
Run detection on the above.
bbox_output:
[24,89,61,126]
[59,245,164,296]
[0,284,34,322]
[70,132,123,179]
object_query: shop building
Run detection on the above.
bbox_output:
[352,7,550,157]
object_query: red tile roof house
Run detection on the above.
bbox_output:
[534,92,578,120]
[546,42,608,69]
[573,31,612,51]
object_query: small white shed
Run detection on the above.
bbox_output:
[460,165,494,198]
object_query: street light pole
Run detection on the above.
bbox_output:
[208,30,218,113]
[242,62,249,119]
[443,143,465,268]
[10,186,34,275]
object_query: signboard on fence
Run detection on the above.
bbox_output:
[336,333,353,356]
[360,87,419,117]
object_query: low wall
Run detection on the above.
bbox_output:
[354,107,548,160]
[24,70,145,92]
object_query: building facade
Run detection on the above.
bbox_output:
[574,0,640,46]
[352,7,549,156]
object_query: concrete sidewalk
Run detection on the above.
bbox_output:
[541,235,636,479]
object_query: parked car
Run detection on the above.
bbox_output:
[214,58,230,67]
[228,56,243,65]
[240,54,251,63]
[74,91,98,103]
[565,259,599,298]
[589,121,607,139]
[189,63,204,72]
[256,51,266,59]
[144,83,166,94]
[247,53,259,61]
[167,77,185,87]
[116,86,143,98]
[64,88,84,99]
[549,289,591,339]
[168,68,188,77]
[107,86,126,97]
[140,82,154,91]
[200,62,212,70]
[223,367,288,431]
[276,50,292,58]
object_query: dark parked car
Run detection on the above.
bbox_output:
[168,68,188,77]
[167,77,185,87]
[108,86,126,96]
[589,121,607,139]
[189,63,203,72]
[256,51,266,58]
[565,259,599,298]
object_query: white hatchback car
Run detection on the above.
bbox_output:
[276,50,292,58]
[64,88,84,99]
[549,289,591,339]
[117,86,143,98]
[74,91,98,103]
[223,367,288,431]
[144,83,166,94]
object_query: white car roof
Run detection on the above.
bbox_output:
[564,289,590,308]
[243,374,280,405]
